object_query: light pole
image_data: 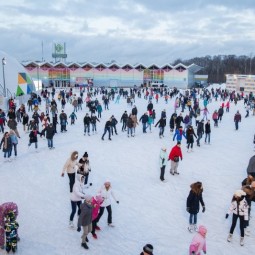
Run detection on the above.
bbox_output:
[2,57,6,97]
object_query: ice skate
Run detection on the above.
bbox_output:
[69,221,74,228]
[227,234,232,242]
[108,223,115,227]
[245,227,250,236]
[188,225,193,233]
[240,237,244,246]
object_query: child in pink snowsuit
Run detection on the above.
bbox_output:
[91,195,104,239]
[0,202,18,248]
[189,225,207,255]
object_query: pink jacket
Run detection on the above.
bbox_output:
[189,233,206,255]
[91,197,103,221]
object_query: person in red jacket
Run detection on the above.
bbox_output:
[168,141,183,175]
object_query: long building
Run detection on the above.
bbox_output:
[22,61,206,89]
[226,74,255,94]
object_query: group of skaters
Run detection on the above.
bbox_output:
[61,150,119,250]
[1,84,255,253]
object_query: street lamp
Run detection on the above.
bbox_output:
[2,57,6,97]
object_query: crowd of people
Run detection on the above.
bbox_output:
[0,84,255,254]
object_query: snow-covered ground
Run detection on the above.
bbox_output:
[1,88,255,255]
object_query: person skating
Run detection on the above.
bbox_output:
[234,110,241,130]
[189,225,207,255]
[28,127,42,151]
[120,111,128,131]
[59,110,68,132]
[41,123,55,149]
[127,114,134,137]
[173,126,186,143]
[91,114,100,134]
[168,141,183,175]
[186,125,197,152]
[9,130,18,158]
[77,195,93,249]
[96,180,119,227]
[0,132,12,162]
[61,151,80,192]
[169,113,177,132]
[155,117,166,138]
[246,155,255,177]
[77,152,92,186]
[69,112,77,125]
[69,175,87,228]
[111,115,118,135]
[196,120,204,147]
[83,113,91,136]
[101,117,112,140]
[139,112,149,133]
[91,195,104,239]
[226,190,248,246]
[186,182,205,232]
[204,120,211,144]
[159,147,167,182]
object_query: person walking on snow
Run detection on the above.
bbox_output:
[155,117,166,138]
[101,117,112,140]
[96,180,119,227]
[173,126,186,143]
[186,126,197,152]
[196,120,204,147]
[186,182,205,232]
[189,225,207,255]
[168,141,183,175]
[204,120,211,144]
[91,195,104,239]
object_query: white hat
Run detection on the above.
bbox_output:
[84,194,93,201]
[234,190,246,197]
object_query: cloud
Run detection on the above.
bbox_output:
[0,0,255,64]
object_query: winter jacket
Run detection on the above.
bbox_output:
[0,137,12,152]
[186,128,197,144]
[131,107,137,116]
[41,125,55,139]
[197,122,204,135]
[97,104,103,113]
[131,115,138,128]
[168,145,183,161]
[10,133,18,145]
[77,201,93,227]
[227,198,249,220]
[186,190,205,214]
[127,117,134,128]
[91,197,104,221]
[62,155,79,174]
[204,123,211,134]
[22,115,29,125]
[189,233,206,255]
[121,113,128,123]
[70,175,86,202]
[247,155,255,175]
[159,149,167,167]
[234,113,241,122]
[175,116,184,128]
[169,113,177,129]
[83,116,91,125]
[139,114,149,124]
[155,118,166,128]
[91,116,100,124]
[7,119,17,130]
[98,186,117,207]
[173,129,186,142]
[29,130,41,143]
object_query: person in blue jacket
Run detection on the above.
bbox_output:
[173,126,186,143]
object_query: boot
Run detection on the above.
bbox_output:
[81,243,89,249]
[69,221,74,228]
[193,224,198,232]
[240,237,244,246]
[227,233,232,242]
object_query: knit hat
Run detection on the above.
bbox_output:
[234,190,246,197]
[198,225,207,237]
[104,180,111,185]
[83,152,88,158]
[143,244,153,255]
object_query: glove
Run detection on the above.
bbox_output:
[77,227,81,232]
[204,251,206,254]
[61,173,64,177]
[186,207,190,213]
[202,207,205,213]
[116,201,119,204]
[225,213,229,219]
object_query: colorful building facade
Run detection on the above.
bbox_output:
[22,61,204,89]
[226,74,255,94]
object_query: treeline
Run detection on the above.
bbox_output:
[172,55,255,84]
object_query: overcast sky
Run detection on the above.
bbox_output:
[0,0,255,64]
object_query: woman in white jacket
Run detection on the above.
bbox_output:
[61,151,80,192]
[226,190,249,246]
[69,175,86,228]
[96,181,119,227]
[159,146,167,182]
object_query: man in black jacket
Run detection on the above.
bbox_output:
[120,111,128,131]
[139,113,149,133]
[41,123,55,149]
[196,120,204,146]
[102,117,112,140]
